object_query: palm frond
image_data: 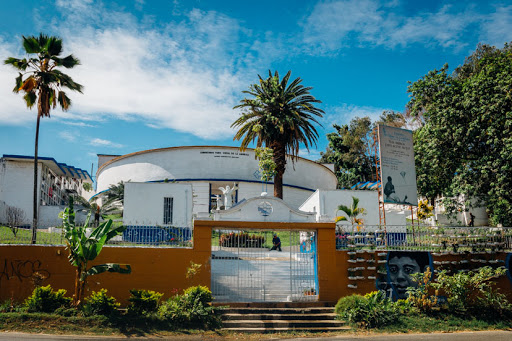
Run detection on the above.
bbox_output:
[22,35,41,54]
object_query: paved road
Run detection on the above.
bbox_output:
[282,331,512,341]
[1,331,511,340]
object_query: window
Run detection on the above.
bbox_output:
[163,197,173,225]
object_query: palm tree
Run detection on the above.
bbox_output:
[5,34,83,243]
[232,70,324,198]
[335,196,366,232]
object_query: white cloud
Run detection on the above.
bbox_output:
[0,1,277,139]
[480,5,512,47]
[61,121,96,128]
[90,138,124,148]
[299,148,322,161]
[302,0,488,53]
[59,131,78,142]
[323,104,387,127]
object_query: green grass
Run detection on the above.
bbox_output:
[211,230,302,248]
[377,312,512,334]
[0,225,65,245]
[1,310,511,338]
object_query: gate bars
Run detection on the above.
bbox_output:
[210,229,318,302]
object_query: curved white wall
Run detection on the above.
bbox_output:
[96,146,337,194]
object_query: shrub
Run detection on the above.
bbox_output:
[408,266,512,319]
[407,268,438,314]
[219,232,264,248]
[335,294,367,317]
[128,289,164,316]
[82,289,120,316]
[435,266,511,318]
[183,285,212,305]
[158,295,186,325]
[158,286,221,329]
[335,291,399,328]
[24,285,71,313]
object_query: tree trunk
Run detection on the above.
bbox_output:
[31,113,41,244]
[270,141,286,199]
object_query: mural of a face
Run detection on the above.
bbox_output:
[387,251,432,300]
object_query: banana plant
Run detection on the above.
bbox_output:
[62,197,131,306]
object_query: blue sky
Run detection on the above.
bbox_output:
[0,0,510,180]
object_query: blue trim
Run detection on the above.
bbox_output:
[89,188,110,200]
[93,178,316,201]
[148,178,317,192]
[1,154,94,181]
[3,154,66,173]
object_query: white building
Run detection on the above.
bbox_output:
[96,145,338,214]
[92,146,404,236]
[0,155,93,227]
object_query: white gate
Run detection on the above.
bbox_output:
[210,229,318,302]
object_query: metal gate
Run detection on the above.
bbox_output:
[211,229,318,302]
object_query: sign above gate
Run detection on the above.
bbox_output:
[257,201,273,216]
[212,196,316,222]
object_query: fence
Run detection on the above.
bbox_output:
[335,225,512,252]
[0,224,193,248]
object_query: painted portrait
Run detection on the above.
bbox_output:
[377,251,433,300]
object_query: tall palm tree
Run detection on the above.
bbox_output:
[335,196,366,232]
[232,70,324,198]
[5,34,83,243]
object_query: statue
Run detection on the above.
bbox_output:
[214,195,222,210]
[219,183,238,209]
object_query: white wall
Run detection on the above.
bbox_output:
[213,196,316,223]
[96,146,337,194]
[0,161,41,225]
[236,182,315,210]
[123,182,193,227]
[0,200,7,224]
[39,205,89,227]
[191,182,210,215]
[300,190,380,225]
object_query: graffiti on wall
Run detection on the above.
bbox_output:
[0,259,51,282]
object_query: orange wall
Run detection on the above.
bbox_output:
[2,222,512,305]
[0,226,212,305]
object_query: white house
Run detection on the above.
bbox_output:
[0,155,93,227]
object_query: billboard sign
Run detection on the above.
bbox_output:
[378,125,418,206]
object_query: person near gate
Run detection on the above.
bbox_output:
[270,233,282,252]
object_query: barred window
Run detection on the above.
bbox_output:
[163,197,173,224]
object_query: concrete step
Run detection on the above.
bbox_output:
[223,313,337,320]
[223,326,351,333]
[219,305,348,333]
[213,301,334,308]
[222,319,346,328]
[221,307,335,314]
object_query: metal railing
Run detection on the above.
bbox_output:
[0,224,193,248]
[335,225,512,252]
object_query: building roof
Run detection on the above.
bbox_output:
[2,154,93,182]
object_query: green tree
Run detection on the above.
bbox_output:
[408,43,512,225]
[320,112,405,188]
[105,181,126,204]
[255,147,277,183]
[72,195,120,218]
[335,196,366,232]
[4,34,83,243]
[232,70,324,199]
[62,197,131,306]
